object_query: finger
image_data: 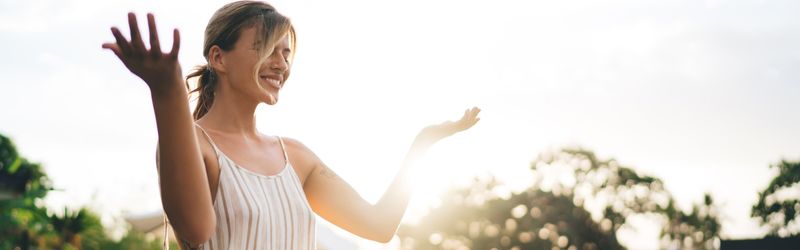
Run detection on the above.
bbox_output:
[147,13,161,56]
[128,12,146,51]
[469,107,481,118]
[169,28,181,59]
[463,108,478,119]
[471,118,480,126]
[110,27,131,56]
[102,43,125,61]
[462,116,479,128]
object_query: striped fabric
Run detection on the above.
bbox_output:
[164,124,317,250]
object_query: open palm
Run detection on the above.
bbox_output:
[416,107,481,147]
[102,13,182,94]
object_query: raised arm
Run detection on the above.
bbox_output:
[103,13,215,247]
[301,107,481,243]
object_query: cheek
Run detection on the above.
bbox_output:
[232,65,257,85]
[228,56,257,80]
[283,69,291,83]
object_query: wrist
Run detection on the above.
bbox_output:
[149,81,187,100]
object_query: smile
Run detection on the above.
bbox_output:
[260,76,282,89]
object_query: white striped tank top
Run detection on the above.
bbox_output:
[164,124,317,250]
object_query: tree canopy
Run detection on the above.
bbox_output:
[398,148,721,249]
[752,159,800,237]
[0,133,171,249]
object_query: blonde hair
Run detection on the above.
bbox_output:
[186,0,296,120]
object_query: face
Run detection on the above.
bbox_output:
[215,26,292,105]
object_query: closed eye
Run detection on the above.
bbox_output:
[282,48,292,63]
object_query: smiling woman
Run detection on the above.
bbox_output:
[101,0,480,249]
[185,3,296,119]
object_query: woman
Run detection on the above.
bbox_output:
[102,1,480,249]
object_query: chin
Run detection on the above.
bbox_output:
[263,92,280,105]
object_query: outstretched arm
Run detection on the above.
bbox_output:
[103,13,215,247]
[302,107,481,243]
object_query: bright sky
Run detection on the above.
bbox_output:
[2,0,799,249]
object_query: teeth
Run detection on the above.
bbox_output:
[260,77,281,89]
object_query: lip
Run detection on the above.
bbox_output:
[259,75,283,89]
[260,74,283,82]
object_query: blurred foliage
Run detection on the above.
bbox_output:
[0,135,22,176]
[49,207,108,249]
[752,159,800,237]
[0,133,54,249]
[399,148,721,249]
[0,133,169,249]
[100,229,177,250]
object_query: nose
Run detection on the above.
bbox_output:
[269,53,289,72]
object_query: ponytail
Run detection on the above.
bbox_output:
[188,1,295,120]
[186,64,217,120]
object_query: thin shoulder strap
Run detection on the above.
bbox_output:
[161,124,217,250]
[194,123,220,155]
[162,212,169,250]
[277,136,289,163]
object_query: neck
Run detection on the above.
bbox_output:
[196,84,261,138]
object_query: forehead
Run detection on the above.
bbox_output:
[237,26,290,49]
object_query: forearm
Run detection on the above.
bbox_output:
[371,140,431,241]
[305,108,479,243]
[151,85,215,243]
[102,11,210,245]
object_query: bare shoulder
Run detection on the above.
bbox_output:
[193,126,222,197]
[193,126,216,159]
[280,137,315,156]
[191,126,220,183]
[279,137,324,183]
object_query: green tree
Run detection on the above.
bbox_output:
[1,133,170,249]
[101,228,177,250]
[0,134,54,249]
[398,148,721,249]
[48,207,109,249]
[398,176,622,250]
[752,159,800,237]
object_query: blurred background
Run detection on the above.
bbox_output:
[1,0,799,249]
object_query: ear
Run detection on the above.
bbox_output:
[208,45,227,74]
